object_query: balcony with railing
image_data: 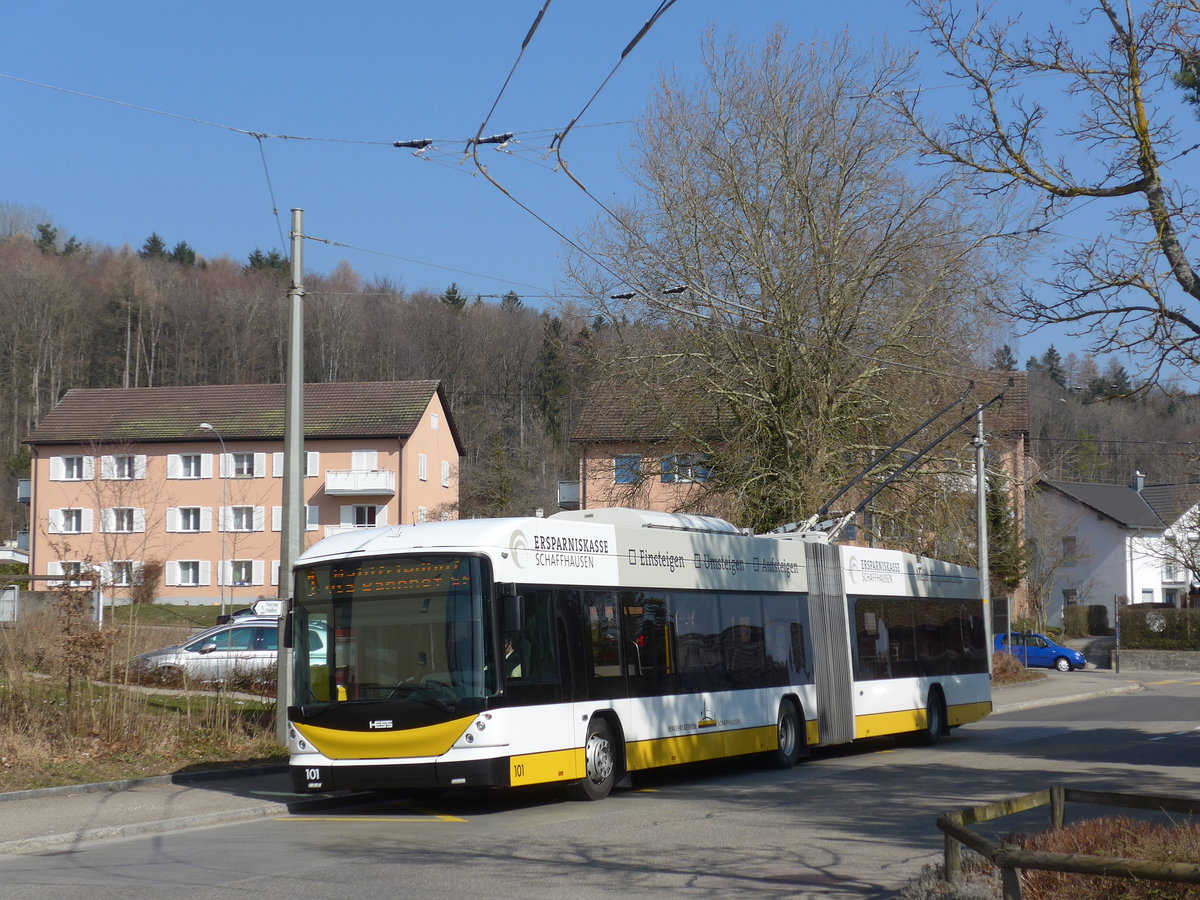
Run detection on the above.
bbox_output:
[323,469,396,495]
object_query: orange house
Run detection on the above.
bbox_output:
[24,381,463,606]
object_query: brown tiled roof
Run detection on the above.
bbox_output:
[971,371,1029,439]
[25,382,463,453]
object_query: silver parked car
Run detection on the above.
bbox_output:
[133,616,281,680]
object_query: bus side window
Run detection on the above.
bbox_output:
[583,591,623,678]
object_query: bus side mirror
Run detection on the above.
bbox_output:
[283,610,294,649]
[500,586,525,632]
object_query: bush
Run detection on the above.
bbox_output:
[1063,605,1088,637]
[991,650,1043,685]
[1119,607,1200,650]
[1006,816,1200,900]
[1087,604,1111,636]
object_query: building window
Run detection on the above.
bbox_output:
[231,560,253,586]
[418,453,428,482]
[354,505,377,527]
[417,506,427,523]
[613,455,640,485]
[181,507,202,532]
[1141,589,1155,604]
[114,455,135,479]
[231,506,255,532]
[178,561,200,586]
[1163,562,1183,583]
[113,508,135,532]
[1062,588,1078,606]
[232,452,256,477]
[63,561,85,586]
[431,413,439,431]
[111,561,136,587]
[64,456,86,480]
[662,454,712,484]
[441,460,451,488]
[61,509,83,534]
[181,454,202,478]
[1061,535,1077,563]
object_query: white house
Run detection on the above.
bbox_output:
[1033,475,1199,627]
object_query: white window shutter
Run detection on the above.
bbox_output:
[165,562,179,586]
[271,560,280,586]
[376,505,388,526]
[132,561,144,583]
[272,506,283,532]
[340,505,354,526]
[200,508,213,532]
[219,453,230,478]
[47,561,64,586]
[166,454,181,479]
[306,451,319,477]
[50,457,64,481]
[306,505,319,531]
[100,456,116,480]
[166,508,180,532]
[441,460,451,488]
[254,453,267,477]
[272,452,284,477]
[82,457,95,480]
[217,561,227,587]
[101,509,115,533]
[199,561,212,586]
[48,509,63,534]
[218,507,229,532]
[133,508,146,532]
[253,507,266,531]
[252,560,265,586]
[201,453,214,478]
[80,509,94,533]
[134,455,147,478]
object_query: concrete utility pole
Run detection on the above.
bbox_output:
[277,208,304,742]
[973,406,992,676]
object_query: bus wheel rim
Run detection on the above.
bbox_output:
[586,733,614,783]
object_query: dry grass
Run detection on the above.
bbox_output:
[0,589,284,792]
[991,649,1046,686]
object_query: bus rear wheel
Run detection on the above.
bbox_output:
[568,718,617,801]
[766,702,802,769]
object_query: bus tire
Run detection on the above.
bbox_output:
[919,689,947,746]
[766,701,802,769]
[567,718,617,801]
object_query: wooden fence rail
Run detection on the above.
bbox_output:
[938,786,1200,900]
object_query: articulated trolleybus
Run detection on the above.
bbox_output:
[287,508,990,800]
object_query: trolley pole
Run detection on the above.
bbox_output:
[973,406,992,676]
[278,208,304,743]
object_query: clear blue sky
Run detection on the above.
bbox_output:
[0,2,1173,371]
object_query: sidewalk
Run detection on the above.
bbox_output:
[0,766,357,855]
[0,668,1190,855]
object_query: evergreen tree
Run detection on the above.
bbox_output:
[990,344,1017,371]
[34,223,58,255]
[246,248,288,275]
[986,470,1027,595]
[169,241,197,268]
[440,282,467,312]
[139,233,168,260]
[500,290,523,313]
[1040,345,1066,387]
[1175,51,1199,119]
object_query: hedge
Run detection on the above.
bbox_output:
[1118,607,1200,651]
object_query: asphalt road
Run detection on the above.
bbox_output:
[1,679,1197,900]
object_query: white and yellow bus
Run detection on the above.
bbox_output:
[287,508,990,799]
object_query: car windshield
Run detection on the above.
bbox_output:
[292,554,494,706]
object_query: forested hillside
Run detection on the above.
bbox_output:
[0,224,600,538]
[1007,345,1200,487]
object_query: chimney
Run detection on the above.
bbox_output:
[1131,471,1145,493]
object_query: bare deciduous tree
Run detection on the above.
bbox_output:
[568,28,1004,536]
[901,0,1200,384]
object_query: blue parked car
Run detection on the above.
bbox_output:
[994,632,1087,672]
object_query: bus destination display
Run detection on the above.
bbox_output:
[301,557,471,600]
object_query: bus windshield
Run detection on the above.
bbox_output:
[292,554,495,707]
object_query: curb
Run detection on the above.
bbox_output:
[0,764,288,803]
[993,680,1143,714]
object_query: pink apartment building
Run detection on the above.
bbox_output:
[24,381,462,606]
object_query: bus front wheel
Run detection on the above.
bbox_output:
[766,702,802,769]
[568,718,617,801]
[919,689,947,745]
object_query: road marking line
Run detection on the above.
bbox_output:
[277,814,466,823]
[1147,680,1181,685]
